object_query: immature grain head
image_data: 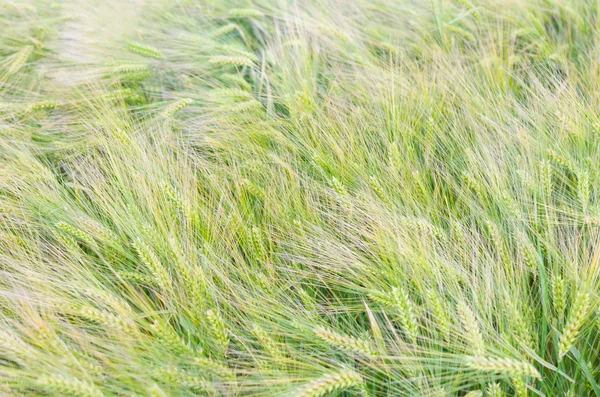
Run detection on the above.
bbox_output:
[36,375,103,397]
[291,369,362,397]
[487,382,504,397]
[465,356,540,378]
[206,309,229,353]
[209,55,254,67]
[457,301,484,355]
[128,42,164,58]
[314,325,375,356]
[151,320,194,355]
[558,291,591,359]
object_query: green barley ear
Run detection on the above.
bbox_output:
[110,61,149,74]
[577,169,590,211]
[392,287,419,343]
[83,288,128,314]
[317,25,351,42]
[369,288,418,342]
[253,273,272,293]
[0,330,33,365]
[210,23,240,38]
[193,357,234,378]
[454,0,481,22]
[178,376,216,393]
[463,173,485,202]
[209,55,254,67]
[222,73,251,91]
[297,287,318,313]
[368,290,396,307]
[457,301,485,355]
[187,267,207,309]
[551,274,566,322]
[68,353,104,377]
[485,221,505,263]
[106,61,152,81]
[56,221,96,247]
[446,24,476,42]
[511,308,535,349]
[291,369,362,397]
[515,231,537,270]
[500,192,520,219]
[230,99,263,113]
[170,242,206,318]
[229,8,263,17]
[26,100,61,113]
[161,98,192,118]
[466,356,540,378]
[539,160,553,198]
[330,176,347,196]
[53,230,79,252]
[131,240,171,290]
[451,219,466,248]
[377,40,400,55]
[413,171,429,203]
[241,178,264,198]
[546,149,575,173]
[427,289,450,340]
[464,392,482,397]
[117,271,158,285]
[213,88,253,101]
[314,325,375,356]
[584,215,600,226]
[123,69,153,81]
[403,218,445,241]
[505,297,534,349]
[161,182,184,212]
[151,320,194,355]
[154,366,179,383]
[128,42,164,58]
[427,386,448,397]
[36,375,103,397]
[154,367,216,392]
[227,99,264,115]
[81,219,120,248]
[368,175,391,205]
[487,383,504,397]
[218,44,257,61]
[206,309,229,352]
[558,291,591,359]
[511,377,528,397]
[388,142,401,169]
[251,226,267,261]
[100,87,134,102]
[5,45,33,75]
[72,306,134,334]
[329,176,352,211]
[252,324,284,359]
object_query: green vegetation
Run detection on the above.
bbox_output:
[1,0,600,395]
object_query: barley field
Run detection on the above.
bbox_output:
[1,0,599,396]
